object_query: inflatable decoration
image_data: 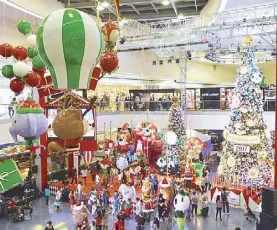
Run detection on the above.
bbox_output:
[129,161,141,186]
[13,46,27,61]
[32,55,45,71]
[17,20,32,35]
[1,65,14,79]
[141,178,154,214]
[101,22,120,44]
[153,136,164,156]
[159,177,174,200]
[116,156,128,171]
[71,202,89,229]
[52,95,93,151]
[13,61,28,78]
[0,43,13,57]
[26,34,37,48]
[47,141,66,154]
[174,190,190,230]
[25,72,41,87]
[185,137,204,159]
[10,79,24,93]
[27,47,38,59]
[9,98,48,149]
[117,123,132,153]
[104,139,115,150]
[37,8,103,89]
[119,182,136,216]
[100,52,119,74]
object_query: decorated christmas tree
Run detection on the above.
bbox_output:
[219,51,274,188]
[166,97,186,162]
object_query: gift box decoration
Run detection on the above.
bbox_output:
[0,160,23,192]
[37,75,61,97]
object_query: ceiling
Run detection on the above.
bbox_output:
[60,0,208,22]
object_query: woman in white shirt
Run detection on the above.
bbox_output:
[81,168,88,185]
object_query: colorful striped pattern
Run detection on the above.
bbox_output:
[37,8,103,90]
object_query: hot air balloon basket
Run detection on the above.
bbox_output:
[38,76,61,97]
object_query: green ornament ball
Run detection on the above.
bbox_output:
[27,47,38,59]
[1,65,14,78]
[17,20,32,35]
[32,55,45,70]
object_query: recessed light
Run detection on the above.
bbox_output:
[162,0,170,6]
[98,5,104,11]
[177,14,185,20]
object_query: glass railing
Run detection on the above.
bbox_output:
[0,100,275,120]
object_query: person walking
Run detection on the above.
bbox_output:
[71,168,78,185]
[45,221,54,230]
[96,174,101,191]
[135,197,143,216]
[77,181,83,202]
[69,190,76,207]
[191,191,199,217]
[109,166,116,187]
[81,167,88,185]
[157,194,165,221]
[102,186,110,210]
[162,201,171,230]
[152,217,160,230]
[216,195,223,221]
[221,187,230,214]
[45,186,50,206]
[201,192,209,218]
[91,164,97,182]
[118,171,123,185]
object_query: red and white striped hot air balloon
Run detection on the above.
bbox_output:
[83,151,93,165]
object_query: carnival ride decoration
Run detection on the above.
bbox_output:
[159,177,174,201]
[9,98,48,150]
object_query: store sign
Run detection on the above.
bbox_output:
[234,145,250,153]
[227,134,260,145]
[200,88,220,100]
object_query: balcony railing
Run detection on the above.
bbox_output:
[0,99,275,121]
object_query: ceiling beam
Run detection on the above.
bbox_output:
[194,0,198,11]
[170,0,178,16]
[151,2,159,14]
[66,0,197,8]
[130,4,140,15]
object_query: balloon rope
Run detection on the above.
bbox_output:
[96,1,101,31]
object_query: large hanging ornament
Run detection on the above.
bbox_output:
[17,20,32,35]
[0,43,13,57]
[165,131,178,145]
[26,34,37,48]
[10,79,24,93]
[227,156,236,168]
[13,46,28,61]
[25,72,41,87]
[100,53,119,74]
[101,22,120,49]
[13,61,29,78]
[243,35,254,46]
[36,8,103,89]
[251,72,263,84]
[248,167,259,179]
[32,55,46,70]
[27,47,38,59]
[1,65,14,78]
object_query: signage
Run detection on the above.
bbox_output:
[227,134,260,145]
[234,145,250,153]
[200,88,220,100]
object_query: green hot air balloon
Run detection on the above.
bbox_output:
[36,8,103,90]
[17,20,32,35]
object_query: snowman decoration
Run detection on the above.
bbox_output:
[156,157,167,174]
[174,190,190,230]
[119,182,136,217]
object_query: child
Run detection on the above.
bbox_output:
[216,195,223,221]
[152,217,160,230]
[90,221,96,230]
[95,209,103,230]
[102,209,108,230]
[45,186,50,206]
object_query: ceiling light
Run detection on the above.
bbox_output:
[101,1,110,7]
[162,0,170,6]
[177,14,185,20]
[98,5,104,11]
[120,18,128,24]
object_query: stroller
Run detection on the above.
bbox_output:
[244,206,258,222]
[54,200,63,211]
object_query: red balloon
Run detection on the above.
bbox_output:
[25,72,41,87]
[13,46,27,61]
[0,43,13,57]
[10,79,24,93]
[100,53,119,74]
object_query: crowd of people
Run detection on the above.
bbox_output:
[41,156,253,230]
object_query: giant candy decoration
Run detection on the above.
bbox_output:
[37,8,103,89]
[10,98,48,144]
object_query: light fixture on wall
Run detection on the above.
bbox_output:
[176,59,180,64]
[159,60,163,65]
[168,59,172,65]
[152,61,157,66]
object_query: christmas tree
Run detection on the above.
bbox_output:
[166,97,186,162]
[219,51,274,188]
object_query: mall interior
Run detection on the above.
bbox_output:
[0,0,276,229]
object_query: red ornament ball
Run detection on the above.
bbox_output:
[25,72,41,87]
[13,46,28,61]
[0,43,13,57]
[10,79,24,93]
[100,53,119,74]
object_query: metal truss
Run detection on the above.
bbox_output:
[119,3,277,51]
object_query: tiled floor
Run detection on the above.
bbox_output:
[0,197,257,230]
